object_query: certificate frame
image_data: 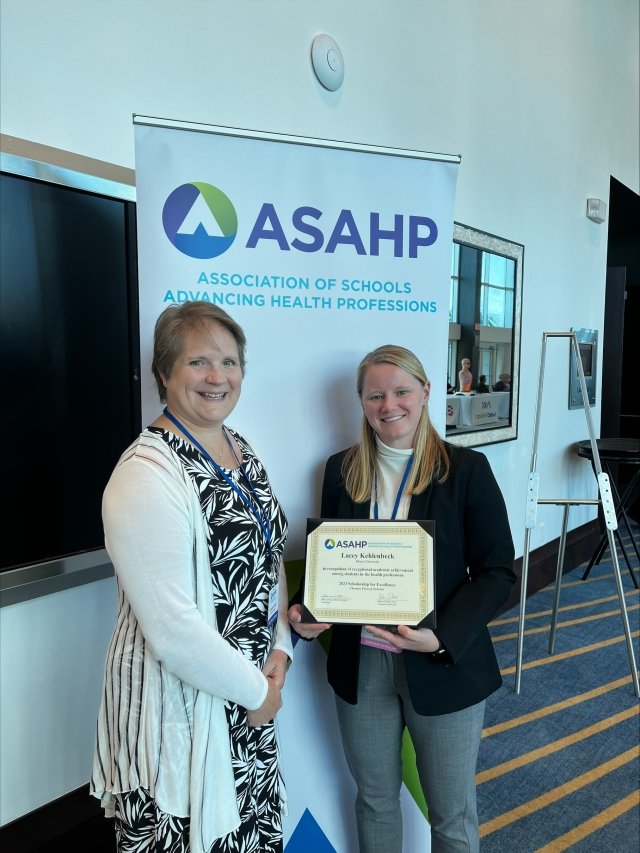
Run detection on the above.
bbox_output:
[302,518,436,627]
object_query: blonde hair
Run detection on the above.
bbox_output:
[343,344,450,503]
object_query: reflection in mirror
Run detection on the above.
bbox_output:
[445,223,523,447]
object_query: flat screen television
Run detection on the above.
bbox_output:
[0,154,141,572]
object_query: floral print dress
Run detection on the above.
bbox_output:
[114,427,288,853]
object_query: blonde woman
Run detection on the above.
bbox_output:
[289,344,515,853]
[458,357,472,392]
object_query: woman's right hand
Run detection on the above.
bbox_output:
[287,603,331,640]
[247,675,282,728]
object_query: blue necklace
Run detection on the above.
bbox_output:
[162,407,272,554]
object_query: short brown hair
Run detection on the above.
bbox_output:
[151,302,247,402]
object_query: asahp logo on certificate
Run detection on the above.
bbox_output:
[303,519,435,627]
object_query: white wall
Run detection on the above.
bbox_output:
[3,0,638,545]
[0,578,116,825]
[1,0,638,825]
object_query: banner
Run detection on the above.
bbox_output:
[134,117,458,851]
[134,118,458,558]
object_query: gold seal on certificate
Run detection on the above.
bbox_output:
[302,519,435,627]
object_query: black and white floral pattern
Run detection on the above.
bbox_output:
[115,788,189,852]
[115,428,287,853]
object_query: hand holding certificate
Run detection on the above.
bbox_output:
[302,519,435,627]
[285,343,516,853]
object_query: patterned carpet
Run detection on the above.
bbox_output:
[478,524,640,852]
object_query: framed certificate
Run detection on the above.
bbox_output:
[302,518,435,627]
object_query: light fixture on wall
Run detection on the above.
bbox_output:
[586,197,607,223]
[311,34,344,91]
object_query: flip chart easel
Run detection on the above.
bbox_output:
[515,331,639,698]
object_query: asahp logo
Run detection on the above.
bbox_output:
[162,182,439,260]
[325,538,367,549]
[162,182,237,259]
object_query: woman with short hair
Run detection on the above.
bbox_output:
[92,301,291,853]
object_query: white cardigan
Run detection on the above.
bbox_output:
[91,430,291,852]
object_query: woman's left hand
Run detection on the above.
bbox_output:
[363,624,441,654]
[262,648,289,689]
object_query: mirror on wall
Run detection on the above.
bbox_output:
[445,223,523,447]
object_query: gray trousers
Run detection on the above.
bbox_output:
[335,644,485,853]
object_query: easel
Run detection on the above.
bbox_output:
[515,331,639,698]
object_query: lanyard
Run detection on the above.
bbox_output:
[162,407,272,554]
[373,454,414,520]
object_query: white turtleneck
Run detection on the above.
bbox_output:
[360,437,414,653]
[371,436,413,521]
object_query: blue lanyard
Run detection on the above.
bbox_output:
[374,454,414,520]
[162,407,272,554]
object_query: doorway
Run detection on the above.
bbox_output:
[602,176,640,521]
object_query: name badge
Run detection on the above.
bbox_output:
[268,584,279,627]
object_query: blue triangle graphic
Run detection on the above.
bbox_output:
[285,808,337,853]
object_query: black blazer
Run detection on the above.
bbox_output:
[308,442,516,716]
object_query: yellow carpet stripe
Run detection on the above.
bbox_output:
[532,790,640,852]
[493,604,640,643]
[482,676,633,736]
[479,745,639,837]
[491,590,638,627]
[558,571,637,590]
[500,631,640,676]
[476,706,638,782]
[535,567,638,596]
[560,572,632,587]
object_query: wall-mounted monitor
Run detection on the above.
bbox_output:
[0,153,141,573]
